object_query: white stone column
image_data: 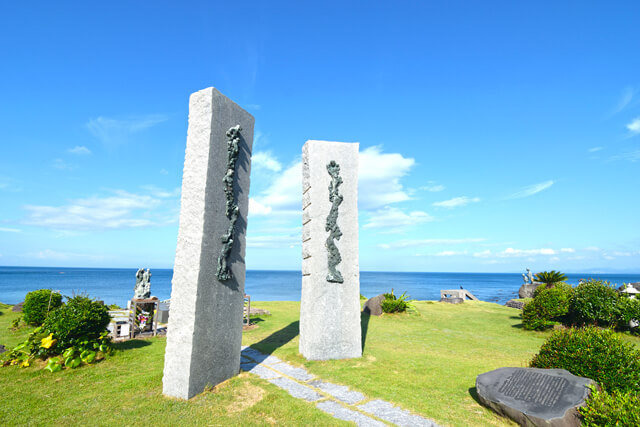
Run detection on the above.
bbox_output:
[162,87,254,399]
[299,140,362,360]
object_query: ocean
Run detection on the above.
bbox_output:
[0,266,638,308]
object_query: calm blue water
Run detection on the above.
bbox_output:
[0,266,638,308]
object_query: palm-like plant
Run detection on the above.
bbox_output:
[534,270,568,289]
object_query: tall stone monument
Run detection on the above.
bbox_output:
[163,87,254,399]
[299,141,362,360]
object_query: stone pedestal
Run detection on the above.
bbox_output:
[162,87,254,399]
[299,140,362,360]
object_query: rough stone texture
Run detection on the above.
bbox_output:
[268,377,322,401]
[362,294,385,316]
[505,299,527,309]
[476,367,595,427]
[519,282,542,298]
[309,380,365,404]
[299,141,362,360]
[270,362,314,381]
[11,302,23,312]
[316,401,386,427]
[358,400,439,427]
[244,364,281,380]
[162,87,254,400]
[440,297,464,304]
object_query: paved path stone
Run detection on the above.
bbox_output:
[268,377,322,402]
[358,400,439,427]
[309,380,365,404]
[317,401,386,427]
[242,346,440,426]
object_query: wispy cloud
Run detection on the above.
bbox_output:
[68,146,92,155]
[473,247,557,258]
[52,158,75,171]
[506,180,554,199]
[23,188,179,231]
[363,207,434,232]
[610,150,640,162]
[421,181,445,192]
[432,196,480,208]
[0,227,21,233]
[86,114,168,144]
[609,87,634,117]
[588,147,603,153]
[28,249,111,261]
[379,238,486,249]
[249,198,272,216]
[252,151,282,172]
[416,250,468,257]
[247,233,300,249]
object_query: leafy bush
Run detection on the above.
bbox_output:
[533,270,568,288]
[22,289,62,326]
[522,284,573,330]
[43,295,111,349]
[616,296,640,333]
[1,327,56,367]
[579,388,640,426]
[381,289,413,313]
[530,326,640,393]
[570,280,620,327]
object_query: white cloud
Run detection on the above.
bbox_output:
[52,158,75,171]
[506,180,554,199]
[379,238,486,249]
[588,147,603,153]
[473,248,557,258]
[247,234,300,249]
[249,198,272,216]
[29,249,110,261]
[432,196,480,208]
[421,181,445,192]
[359,146,415,210]
[160,169,169,175]
[252,151,282,172]
[610,150,640,162]
[432,250,466,257]
[626,117,640,134]
[251,145,417,217]
[609,87,634,117]
[87,114,168,144]
[68,146,91,155]
[560,248,575,253]
[363,207,434,231]
[585,246,601,252]
[23,188,179,231]
[0,227,21,233]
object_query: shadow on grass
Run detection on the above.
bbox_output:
[468,386,482,405]
[361,312,370,352]
[511,323,524,329]
[114,339,153,351]
[248,317,266,324]
[249,321,299,355]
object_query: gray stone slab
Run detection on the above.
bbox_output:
[299,141,362,360]
[358,400,438,427]
[316,401,386,427]
[162,87,254,400]
[268,377,322,402]
[476,367,594,427]
[309,380,365,404]
[270,362,314,381]
[245,364,281,380]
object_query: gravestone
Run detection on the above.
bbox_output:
[299,141,362,360]
[476,367,595,427]
[162,87,254,399]
[363,294,385,316]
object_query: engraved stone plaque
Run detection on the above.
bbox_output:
[476,367,595,427]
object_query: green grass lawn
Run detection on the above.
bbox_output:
[3,300,631,426]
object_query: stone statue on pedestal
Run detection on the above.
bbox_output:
[134,268,151,299]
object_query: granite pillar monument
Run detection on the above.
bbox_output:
[162,87,254,399]
[299,140,362,360]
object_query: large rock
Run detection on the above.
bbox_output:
[11,302,23,312]
[518,282,542,299]
[363,294,385,316]
[476,367,595,427]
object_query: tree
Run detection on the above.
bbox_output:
[534,270,568,289]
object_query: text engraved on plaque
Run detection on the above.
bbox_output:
[498,371,568,407]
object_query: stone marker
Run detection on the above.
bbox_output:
[476,367,595,427]
[162,87,254,400]
[299,141,362,360]
[363,294,385,316]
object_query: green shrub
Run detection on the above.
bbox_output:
[616,296,640,333]
[522,284,573,331]
[570,280,620,327]
[579,388,640,426]
[43,295,111,349]
[533,270,568,288]
[530,326,640,393]
[22,289,63,326]
[381,289,413,313]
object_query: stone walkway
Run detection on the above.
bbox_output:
[241,346,440,427]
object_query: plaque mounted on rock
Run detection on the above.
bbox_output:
[476,367,595,427]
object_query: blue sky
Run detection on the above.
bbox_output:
[1,1,639,273]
